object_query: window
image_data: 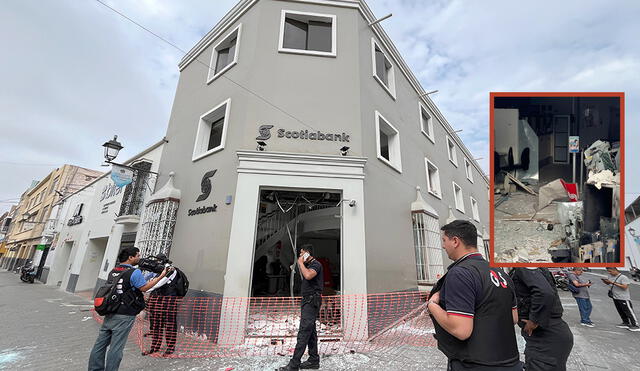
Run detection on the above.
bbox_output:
[192,99,231,161]
[424,158,441,199]
[453,181,465,213]
[412,211,444,283]
[375,111,402,172]
[371,39,396,99]
[470,196,479,222]
[464,158,474,183]
[207,24,242,83]
[419,103,434,142]
[446,136,458,167]
[278,10,336,57]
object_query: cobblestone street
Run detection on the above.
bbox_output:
[0,270,638,370]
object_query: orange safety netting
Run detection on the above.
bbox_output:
[92,291,437,358]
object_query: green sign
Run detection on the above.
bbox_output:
[36,244,47,251]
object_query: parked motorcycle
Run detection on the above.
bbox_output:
[19,261,37,283]
[553,271,569,291]
[631,267,640,282]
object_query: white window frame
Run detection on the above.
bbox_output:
[464,157,474,183]
[424,157,442,199]
[278,10,337,57]
[375,111,402,173]
[470,196,479,222]
[192,98,231,162]
[419,102,435,143]
[371,38,396,100]
[446,136,458,167]
[452,181,465,213]
[207,24,242,84]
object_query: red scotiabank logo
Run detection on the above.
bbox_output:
[490,270,508,288]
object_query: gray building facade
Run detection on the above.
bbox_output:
[153,0,489,302]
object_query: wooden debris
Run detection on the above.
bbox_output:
[504,172,537,195]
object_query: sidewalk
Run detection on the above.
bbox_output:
[1,270,638,370]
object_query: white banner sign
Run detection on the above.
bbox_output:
[111,165,134,188]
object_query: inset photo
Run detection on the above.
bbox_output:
[490,93,624,266]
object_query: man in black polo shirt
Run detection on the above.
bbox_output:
[427,220,522,370]
[279,244,323,370]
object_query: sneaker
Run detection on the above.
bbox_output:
[628,326,640,332]
[584,322,595,328]
[616,323,630,328]
[299,360,320,369]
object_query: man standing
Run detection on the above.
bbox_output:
[510,267,573,371]
[602,267,639,331]
[428,220,522,370]
[279,245,323,371]
[88,247,168,371]
[567,267,594,327]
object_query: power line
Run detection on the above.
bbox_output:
[91,0,492,218]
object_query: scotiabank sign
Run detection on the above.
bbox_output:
[256,125,350,143]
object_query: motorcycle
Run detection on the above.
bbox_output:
[552,271,569,291]
[631,267,640,282]
[20,261,37,283]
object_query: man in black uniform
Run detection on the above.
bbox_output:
[510,267,573,370]
[428,220,522,370]
[279,244,323,370]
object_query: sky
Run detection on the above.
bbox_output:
[1,0,639,214]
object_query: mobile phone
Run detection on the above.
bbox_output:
[302,252,310,261]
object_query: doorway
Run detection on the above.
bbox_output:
[250,189,341,298]
[77,237,108,292]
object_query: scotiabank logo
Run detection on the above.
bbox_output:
[490,270,508,288]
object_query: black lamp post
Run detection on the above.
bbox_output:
[102,135,123,162]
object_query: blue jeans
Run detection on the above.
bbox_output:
[88,314,136,371]
[575,297,593,324]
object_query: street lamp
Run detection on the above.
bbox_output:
[102,135,123,162]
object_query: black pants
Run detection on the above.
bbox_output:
[521,318,573,371]
[613,299,638,326]
[448,360,523,370]
[290,294,321,367]
[149,295,178,352]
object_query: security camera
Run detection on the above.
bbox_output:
[340,146,350,156]
[348,199,356,207]
[256,141,267,151]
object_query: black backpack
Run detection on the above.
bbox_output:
[94,267,135,316]
[172,268,189,297]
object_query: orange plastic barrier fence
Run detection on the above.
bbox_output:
[92,291,437,358]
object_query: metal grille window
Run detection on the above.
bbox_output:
[138,198,179,257]
[412,211,444,283]
[118,161,152,217]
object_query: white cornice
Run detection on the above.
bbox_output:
[179,0,488,186]
[237,150,366,179]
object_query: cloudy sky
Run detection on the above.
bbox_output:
[1,0,639,214]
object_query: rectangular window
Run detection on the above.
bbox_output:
[424,158,442,199]
[192,99,231,162]
[279,10,336,57]
[375,111,402,173]
[453,181,465,213]
[470,196,480,222]
[207,24,242,83]
[446,136,458,167]
[464,158,474,183]
[371,38,396,99]
[419,103,434,143]
[412,212,444,283]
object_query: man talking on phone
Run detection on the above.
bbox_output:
[279,244,323,370]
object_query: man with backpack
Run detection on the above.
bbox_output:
[142,254,189,357]
[567,267,594,327]
[88,247,169,371]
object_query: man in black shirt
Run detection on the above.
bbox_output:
[428,220,522,370]
[510,267,573,371]
[279,245,323,370]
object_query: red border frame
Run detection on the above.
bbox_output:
[489,92,625,268]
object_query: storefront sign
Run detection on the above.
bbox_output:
[100,183,122,201]
[36,244,47,251]
[256,125,350,143]
[67,215,83,226]
[111,165,134,188]
[188,205,218,216]
[196,170,217,202]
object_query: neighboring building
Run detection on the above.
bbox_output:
[150,0,489,309]
[0,209,15,260]
[624,197,640,270]
[45,139,165,294]
[1,165,103,274]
